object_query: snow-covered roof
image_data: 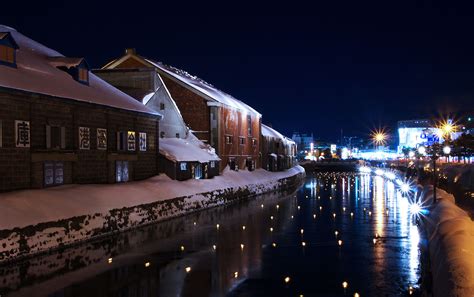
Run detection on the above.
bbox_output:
[159,133,220,163]
[145,59,261,116]
[262,124,296,145]
[0,25,160,116]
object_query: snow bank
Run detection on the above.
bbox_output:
[421,186,474,297]
[0,166,305,262]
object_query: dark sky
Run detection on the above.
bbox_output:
[2,2,474,141]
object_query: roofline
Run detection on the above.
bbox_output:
[101,51,262,116]
[0,85,163,119]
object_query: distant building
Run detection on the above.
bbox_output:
[0,26,161,192]
[261,124,296,171]
[291,132,314,152]
[97,49,261,172]
[397,119,462,152]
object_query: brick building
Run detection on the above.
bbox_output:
[261,124,297,171]
[0,26,161,192]
[93,52,220,181]
[97,49,261,171]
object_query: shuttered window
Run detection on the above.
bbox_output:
[46,125,66,149]
[0,45,14,64]
[78,68,89,83]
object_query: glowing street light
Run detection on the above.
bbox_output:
[443,145,451,155]
[417,146,426,155]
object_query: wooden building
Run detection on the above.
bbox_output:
[96,49,262,172]
[261,124,297,171]
[0,26,161,192]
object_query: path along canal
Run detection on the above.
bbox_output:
[0,171,422,297]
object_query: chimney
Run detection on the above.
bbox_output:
[125,48,136,55]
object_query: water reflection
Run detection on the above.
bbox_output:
[0,172,421,297]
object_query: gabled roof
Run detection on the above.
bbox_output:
[47,57,89,69]
[101,50,261,116]
[0,25,160,116]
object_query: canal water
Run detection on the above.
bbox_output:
[0,172,421,297]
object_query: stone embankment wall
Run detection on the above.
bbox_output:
[0,169,305,263]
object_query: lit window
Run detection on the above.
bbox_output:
[210,161,215,168]
[252,138,257,147]
[180,162,187,171]
[44,162,64,186]
[116,161,129,182]
[225,135,233,144]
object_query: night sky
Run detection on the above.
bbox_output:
[2,2,474,141]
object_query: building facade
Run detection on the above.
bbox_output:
[261,124,297,171]
[97,49,261,172]
[0,26,161,192]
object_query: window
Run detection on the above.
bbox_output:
[127,131,136,151]
[78,127,90,150]
[225,135,233,144]
[16,120,30,148]
[0,45,15,65]
[160,103,165,110]
[194,164,203,179]
[116,161,129,182]
[160,131,165,138]
[180,162,187,171]
[97,128,107,150]
[247,115,252,136]
[139,132,147,151]
[117,131,127,151]
[44,162,64,186]
[239,137,245,145]
[78,68,89,83]
[276,142,280,149]
[210,161,215,168]
[46,125,65,149]
[176,133,180,138]
[252,138,257,147]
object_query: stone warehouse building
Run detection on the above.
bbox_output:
[96,49,262,172]
[0,26,162,192]
[261,124,297,171]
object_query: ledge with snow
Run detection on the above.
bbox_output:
[0,166,305,263]
[416,185,474,297]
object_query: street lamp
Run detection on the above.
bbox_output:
[371,129,387,150]
[443,145,451,155]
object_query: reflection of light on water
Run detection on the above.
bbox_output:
[374,176,385,237]
[409,224,420,284]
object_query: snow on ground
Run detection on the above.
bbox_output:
[420,186,474,297]
[0,166,304,230]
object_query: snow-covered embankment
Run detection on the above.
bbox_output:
[418,185,474,297]
[0,166,305,263]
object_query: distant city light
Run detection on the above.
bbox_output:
[417,146,426,155]
[443,145,451,155]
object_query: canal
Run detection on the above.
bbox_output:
[0,171,421,297]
